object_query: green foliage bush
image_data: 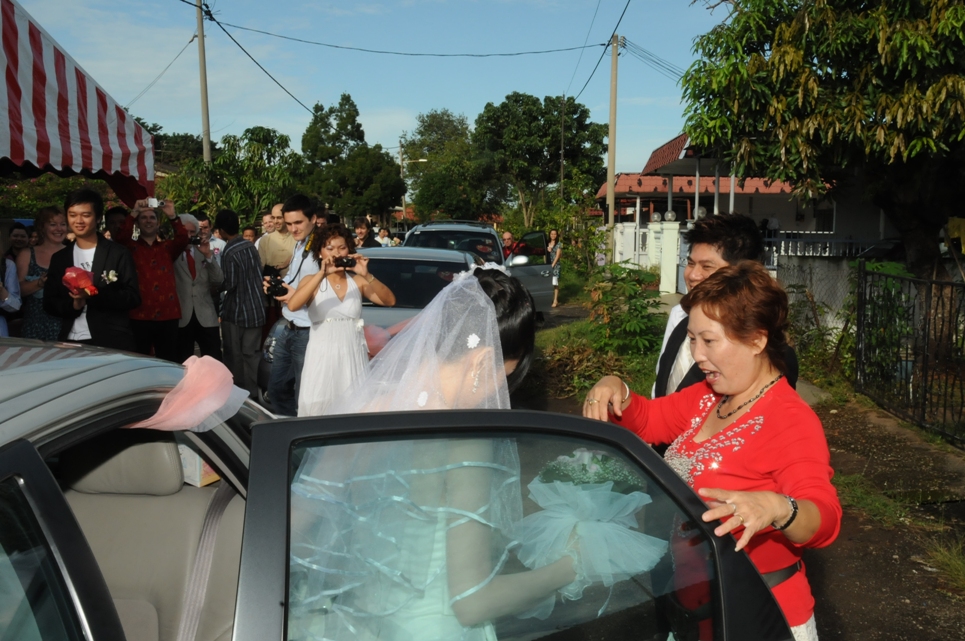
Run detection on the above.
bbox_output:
[586,262,663,355]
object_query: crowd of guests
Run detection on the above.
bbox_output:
[0,190,402,408]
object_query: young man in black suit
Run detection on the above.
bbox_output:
[44,189,141,351]
[653,213,798,398]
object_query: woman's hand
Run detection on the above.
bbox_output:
[348,254,368,277]
[320,255,343,276]
[582,376,627,421]
[698,487,792,552]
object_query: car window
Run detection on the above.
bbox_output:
[518,231,549,261]
[406,231,502,263]
[364,259,469,308]
[0,477,83,641]
[286,434,719,641]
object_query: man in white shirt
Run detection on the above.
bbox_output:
[43,189,141,351]
[255,211,274,250]
[197,215,227,265]
[263,195,320,415]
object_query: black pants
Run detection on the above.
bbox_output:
[131,319,181,362]
[177,313,223,362]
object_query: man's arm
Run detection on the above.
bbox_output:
[43,249,80,320]
[257,234,271,267]
[165,216,190,260]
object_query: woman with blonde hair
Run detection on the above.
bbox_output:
[17,206,67,340]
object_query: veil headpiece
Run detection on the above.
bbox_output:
[326,269,510,413]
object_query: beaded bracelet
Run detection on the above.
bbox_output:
[772,495,798,531]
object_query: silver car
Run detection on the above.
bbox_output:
[0,339,792,641]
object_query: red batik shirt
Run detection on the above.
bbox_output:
[116,215,190,321]
[612,378,841,628]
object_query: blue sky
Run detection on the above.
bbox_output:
[21,0,726,173]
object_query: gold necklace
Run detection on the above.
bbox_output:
[716,374,783,420]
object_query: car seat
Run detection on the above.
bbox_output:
[61,430,244,641]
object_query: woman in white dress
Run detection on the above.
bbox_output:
[287,224,395,416]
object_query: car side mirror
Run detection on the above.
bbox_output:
[510,255,530,267]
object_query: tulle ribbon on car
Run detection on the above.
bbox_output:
[128,356,249,432]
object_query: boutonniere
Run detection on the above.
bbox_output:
[101,270,119,284]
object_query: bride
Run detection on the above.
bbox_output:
[288,266,579,641]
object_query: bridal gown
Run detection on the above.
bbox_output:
[297,275,369,417]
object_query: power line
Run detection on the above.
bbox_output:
[564,0,603,97]
[177,0,604,59]
[196,2,314,115]
[125,34,197,109]
[623,39,685,81]
[574,0,632,101]
[219,21,604,58]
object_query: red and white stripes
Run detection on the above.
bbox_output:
[0,0,154,195]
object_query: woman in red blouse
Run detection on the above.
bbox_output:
[584,261,840,641]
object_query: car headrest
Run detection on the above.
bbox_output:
[60,431,184,496]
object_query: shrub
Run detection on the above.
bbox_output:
[585,262,664,355]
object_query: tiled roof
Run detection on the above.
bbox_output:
[596,173,794,199]
[641,133,690,175]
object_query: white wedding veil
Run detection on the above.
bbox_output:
[325,266,518,414]
[289,267,534,640]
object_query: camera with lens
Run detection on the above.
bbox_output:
[265,277,288,298]
[188,236,202,246]
[333,256,357,269]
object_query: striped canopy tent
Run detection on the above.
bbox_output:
[1,0,154,205]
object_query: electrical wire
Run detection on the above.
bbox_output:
[198,3,314,114]
[564,0,603,97]
[177,0,604,59]
[218,22,604,58]
[573,0,632,101]
[623,39,685,81]
[125,34,197,109]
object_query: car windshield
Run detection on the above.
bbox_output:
[406,230,502,263]
[364,258,468,309]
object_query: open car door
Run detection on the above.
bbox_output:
[507,231,553,313]
[0,440,125,641]
[234,410,793,641]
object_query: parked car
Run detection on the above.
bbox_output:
[0,338,793,641]
[403,220,555,313]
[258,247,480,404]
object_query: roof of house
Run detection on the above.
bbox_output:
[596,173,796,199]
[641,133,690,175]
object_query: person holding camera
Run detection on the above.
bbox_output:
[287,224,396,416]
[262,195,320,416]
[175,214,223,361]
[115,198,189,362]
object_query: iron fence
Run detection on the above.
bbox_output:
[855,260,965,446]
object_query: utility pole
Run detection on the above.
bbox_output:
[196,0,212,163]
[606,34,621,229]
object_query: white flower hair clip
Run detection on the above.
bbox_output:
[467,333,481,349]
[453,262,510,282]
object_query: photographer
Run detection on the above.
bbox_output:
[175,214,223,361]
[262,195,320,416]
[115,198,189,361]
[288,223,396,416]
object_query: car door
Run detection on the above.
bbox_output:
[0,439,126,641]
[234,411,792,641]
[507,231,554,313]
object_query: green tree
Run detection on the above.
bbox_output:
[681,0,965,278]
[474,93,606,228]
[299,94,405,221]
[135,118,217,167]
[161,126,303,224]
[401,109,507,221]
[0,173,113,219]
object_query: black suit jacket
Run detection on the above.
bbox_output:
[43,235,141,351]
[654,314,799,398]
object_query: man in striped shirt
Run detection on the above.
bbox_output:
[215,209,265,398]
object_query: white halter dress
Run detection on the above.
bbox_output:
[297,275,369,416]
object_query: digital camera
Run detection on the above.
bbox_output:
[188,236,203,246]
[333,256,357,268]
[265,277,288,298]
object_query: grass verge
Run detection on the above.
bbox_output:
[517,319,659,402]
[925,536,965,595]
[832,473,911,528]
